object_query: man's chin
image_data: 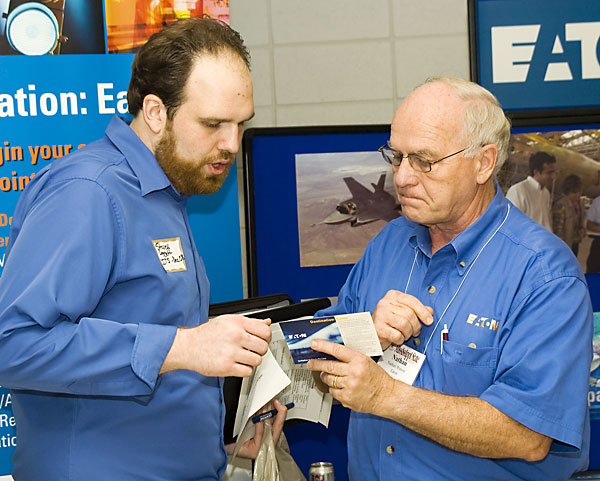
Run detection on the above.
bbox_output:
[183,173,229,196]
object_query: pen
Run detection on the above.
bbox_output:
[251,402,295,423]
[441,324,449,355]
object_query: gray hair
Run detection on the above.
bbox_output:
[420,77,511,175]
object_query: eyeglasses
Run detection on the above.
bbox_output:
[378,142,469,173]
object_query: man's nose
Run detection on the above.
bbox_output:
[393,156,415,187]
[218,124,241,154]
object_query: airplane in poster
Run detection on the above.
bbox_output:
[318,173,400,227]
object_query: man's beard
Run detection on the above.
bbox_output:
[154,124,234,196]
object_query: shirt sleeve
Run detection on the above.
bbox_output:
[505,184,524,211]
[480,275,592,450]
[0,177,176,396]
[587,198,600,223]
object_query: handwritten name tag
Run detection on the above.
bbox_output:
[152,238,187,272]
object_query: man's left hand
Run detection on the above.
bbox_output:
[306,340,393,414]
[225,398,288,459]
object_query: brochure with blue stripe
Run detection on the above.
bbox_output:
[279,312,383,364]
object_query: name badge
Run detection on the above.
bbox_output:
[152,237,187,272]
[378,344,425,386]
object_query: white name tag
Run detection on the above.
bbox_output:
[378,344,425,386]
[152,238,187,272]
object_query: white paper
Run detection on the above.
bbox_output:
[233,347,291,438]
[335,312,383,357]
[232,311,381,451]
[269,324,333,427]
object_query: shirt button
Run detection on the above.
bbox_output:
[413,338,421,347]
[427,285,436,294]
[386,445,395,455]
[459,261,466,267]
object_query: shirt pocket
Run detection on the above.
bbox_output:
[441,340,498,397]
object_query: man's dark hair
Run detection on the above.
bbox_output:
[127,17,251,119]
[528,151,556,176]
[562,174,583,195]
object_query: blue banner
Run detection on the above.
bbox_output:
[0,3,241,475]
[0,387,14,475]
[474,0,600,110]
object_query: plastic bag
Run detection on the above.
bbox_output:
[253,421,280,481]
[274,429,307,481]
[253,422,307,481]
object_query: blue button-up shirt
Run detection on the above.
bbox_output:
[0,116,226,480]
[320,187,592,481]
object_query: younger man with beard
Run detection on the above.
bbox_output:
[0,18,285,481]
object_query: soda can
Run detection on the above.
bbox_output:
[309,461,335,481]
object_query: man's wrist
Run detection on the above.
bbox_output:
[373,375,404,420]
[159,327,188,374]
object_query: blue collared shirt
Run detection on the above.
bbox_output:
[0,116,226,480]
[319,186,592,481]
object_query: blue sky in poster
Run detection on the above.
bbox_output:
[475,0,600,110]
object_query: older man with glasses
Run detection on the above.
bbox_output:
[308,77,592,481]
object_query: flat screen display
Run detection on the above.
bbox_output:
[243,125,391,301]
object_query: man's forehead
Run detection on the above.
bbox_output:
[178,52,252,111]
[391,83,465,144]
[399,82,463,117]
[186,52,250,84]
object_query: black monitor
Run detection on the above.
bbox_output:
[243,125,391,302]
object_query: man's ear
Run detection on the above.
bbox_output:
[476,144,498,185]
[141,94,167,134]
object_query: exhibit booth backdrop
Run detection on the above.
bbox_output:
[470,0,600,470]
[0,1,240,474]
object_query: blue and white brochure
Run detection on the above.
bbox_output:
[279,312,383,364]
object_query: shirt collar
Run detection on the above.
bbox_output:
[526,175,544,190]
[450,184,509,271]
[408,222,431,257]
[105,115,173,197]
[408,184,510,272]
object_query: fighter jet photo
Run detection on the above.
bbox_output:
[296,151,400,268]
[318,173,400,227]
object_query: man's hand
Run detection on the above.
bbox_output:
[225,398,288,459]
[307,340,394,414]
[160,315,272,377]
[373,290,434,350]
[308,340,553,461]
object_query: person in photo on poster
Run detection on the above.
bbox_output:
[306,77,592,481]
[0,17,287,481]
[586,194,600,273]
[552,173,586,256]
[505,151,558,231]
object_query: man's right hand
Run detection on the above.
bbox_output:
[160,315,272,377]
[373,290,434,350]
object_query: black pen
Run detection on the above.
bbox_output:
[251,402,295,423]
